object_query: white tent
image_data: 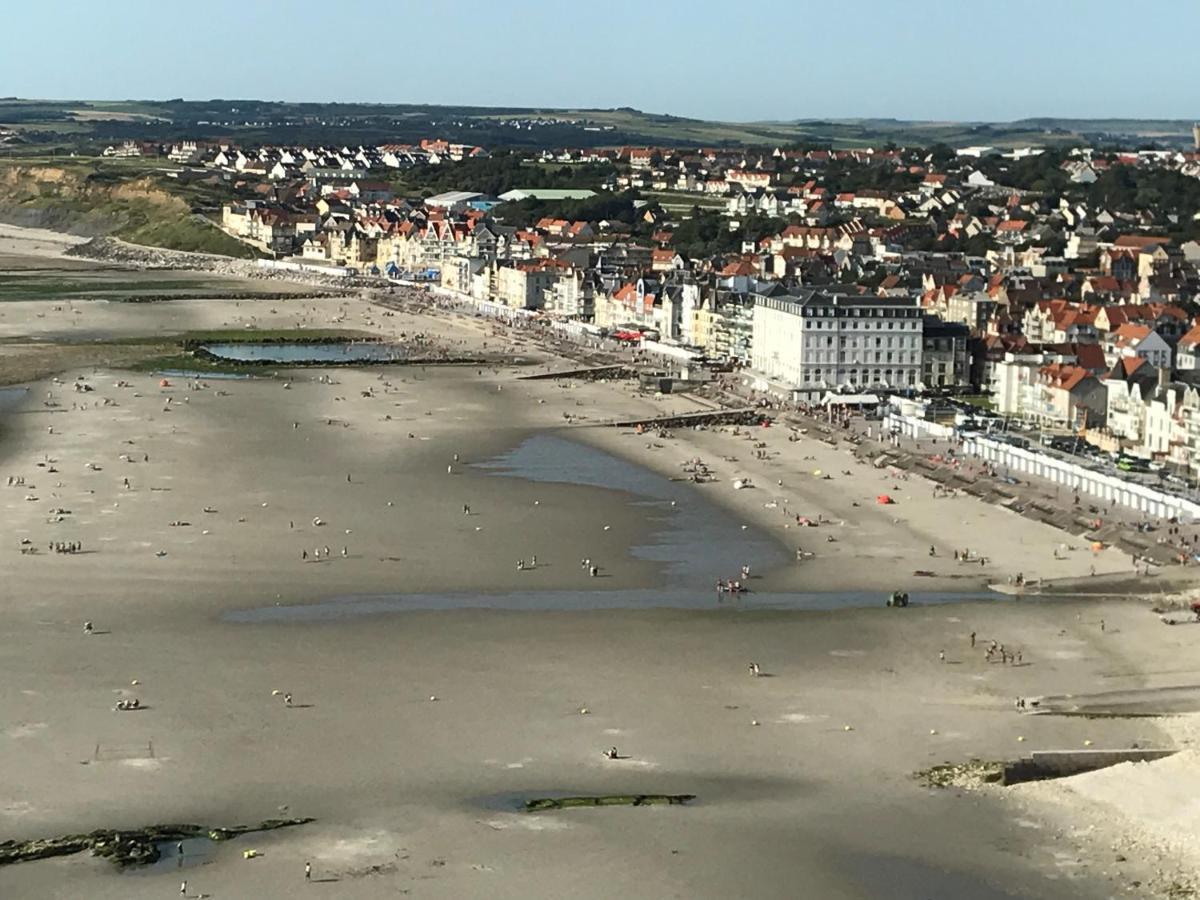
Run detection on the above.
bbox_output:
[820,392,880,407]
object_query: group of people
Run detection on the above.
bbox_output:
[50,541,82,554]
[301,545,345,561]
[953,548,988,566]
[983,638,1022,666]
[5,475,27,486]
[114,698,141,711]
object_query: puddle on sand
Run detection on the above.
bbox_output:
[202,341,406,364]
[0,386,29,414]
[475,433,786,583]
[126,837,215,875]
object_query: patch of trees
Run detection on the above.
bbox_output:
[1083,167,1200,221]
[406,153,612,197]
[670,210,784,260]
[491,190,645,227]
[822,159,921,194]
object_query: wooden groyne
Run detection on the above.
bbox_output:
[520,364,635,381]
[606,407,766,429]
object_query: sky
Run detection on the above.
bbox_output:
[2,0,1196,122]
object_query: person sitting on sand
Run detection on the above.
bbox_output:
[604,747,618,760]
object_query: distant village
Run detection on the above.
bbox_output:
[104,133,1200,484]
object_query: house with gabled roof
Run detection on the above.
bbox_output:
[1031,363,1107,429]
[1104,322,1172,370]
[1176,322,1200,374]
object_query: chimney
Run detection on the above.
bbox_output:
[1158,365,1170,395]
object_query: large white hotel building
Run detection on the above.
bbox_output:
[751,287,923,394]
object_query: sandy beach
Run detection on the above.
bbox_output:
[0,224,1197,898]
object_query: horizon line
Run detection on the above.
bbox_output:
[2,97,1197,128]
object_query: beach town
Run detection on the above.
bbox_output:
[5,19,1200,889]
[0,217,1199,900]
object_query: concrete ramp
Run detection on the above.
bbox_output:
[1004,748,1176,785]
[1028,684,1200,717]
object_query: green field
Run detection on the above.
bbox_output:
[644,190,725,211]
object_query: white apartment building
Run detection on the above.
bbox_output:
[751,289,923,393]
[991,352,1048,418]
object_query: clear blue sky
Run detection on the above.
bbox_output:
[3,0,1196,122]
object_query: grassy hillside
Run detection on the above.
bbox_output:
[0,161,259,257]
[1,99,1195,150]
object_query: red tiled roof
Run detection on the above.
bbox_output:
[1073,344,1108,372]
[1113,234,1170,249]
[1039,363,1090,391]
[1112,322,1152,345]
[1178,323,1200,348]
[1121,356,1148,376]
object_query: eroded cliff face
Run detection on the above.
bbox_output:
[0,166,188,235]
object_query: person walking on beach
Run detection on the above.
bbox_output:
[180,880,187,896]
[969,631,976,648]
[1100,618,1105,633]
[284,693,293,707]
[305,861,312,881]
[938,649,945,663]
